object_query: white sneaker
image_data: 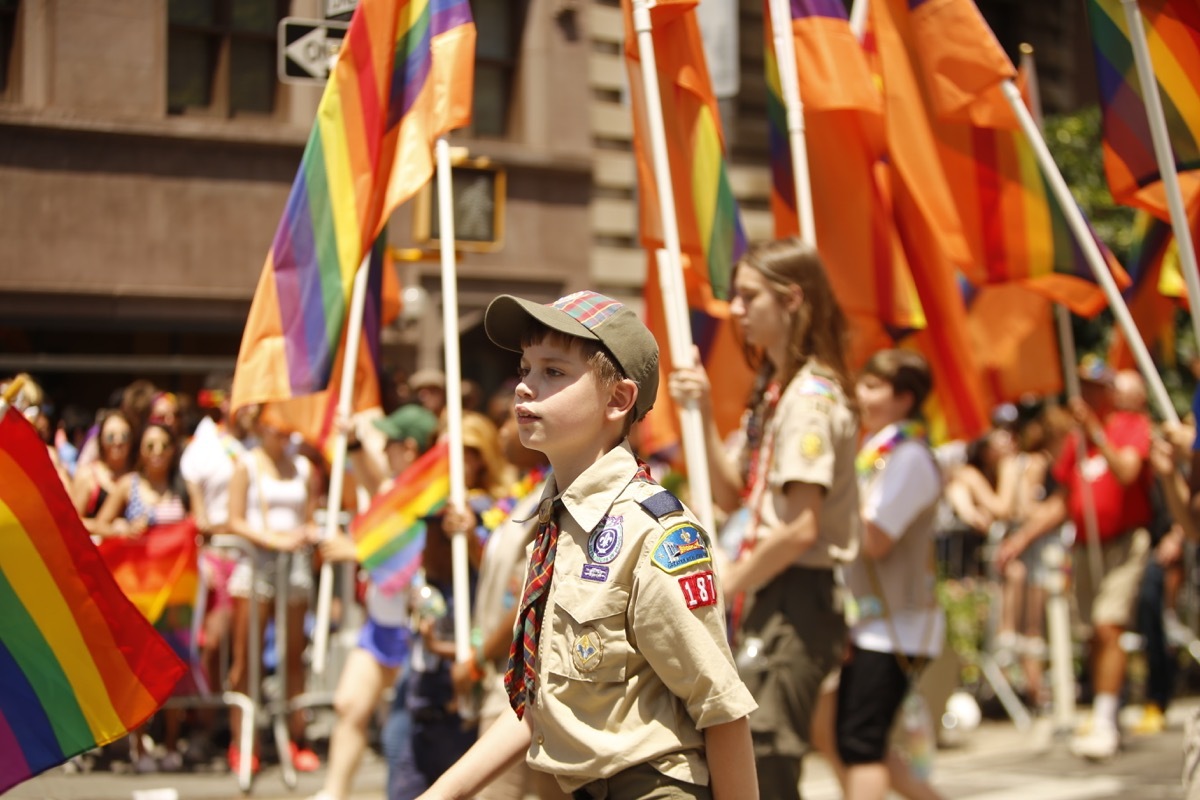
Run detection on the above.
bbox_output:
[159,750,184,772]
[1070,723,1120,760]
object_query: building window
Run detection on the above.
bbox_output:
[0,0,18,95]
[470,0,523,137]
[167,0,286,117]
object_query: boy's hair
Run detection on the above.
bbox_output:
[861,349,933,419]
[484,291,659,424]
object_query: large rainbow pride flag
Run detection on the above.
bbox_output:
[0,407,186,793]
[232,0,475,409]
[351,441,450,595]
[97,519,199,627]
[622,0,755,459]
[1086,0,1200,220]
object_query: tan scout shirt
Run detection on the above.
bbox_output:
[759,360,860,568]
[526,443,757,792]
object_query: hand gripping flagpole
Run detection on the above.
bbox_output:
[312,251,373,676]
[435,137,472,668]
[1119,0,1200,350]
[632,0,715,535]
[767,0,817,247]
[1002,79,1179,425]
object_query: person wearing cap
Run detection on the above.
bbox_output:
[997,355,1154,760]
[311,403,440,800]
[345,404,443,497]
[410,368,448,418]
[669,238,860,799]
[419,290,757,800]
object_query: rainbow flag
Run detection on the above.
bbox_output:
[934,61,1131,318]
[1086,0,1200,220]
[622,0,746,314]
[351,441,450,595]
[232,0,475,408]
[0,408,186,793]
[97,520,199,627]
[622,0,754,458]
[764,0,920,369]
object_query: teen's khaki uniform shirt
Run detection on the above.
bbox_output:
[758,360,860,567]
[525,443,757,793]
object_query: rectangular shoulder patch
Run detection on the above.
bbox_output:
[679,570,718,610]
[651,523,712,573]
[638,490,684,520]
[796,375,837,399]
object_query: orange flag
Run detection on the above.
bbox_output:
[867,0,1014,440]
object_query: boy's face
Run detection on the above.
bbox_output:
[856,373,912,433]
[515,338,617,463]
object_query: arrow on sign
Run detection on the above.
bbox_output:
[286,25,334,79]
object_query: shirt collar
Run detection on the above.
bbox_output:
[541,441,638,534]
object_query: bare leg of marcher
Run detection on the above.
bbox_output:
[320,648,396,800]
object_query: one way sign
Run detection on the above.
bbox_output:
[277,17,349,85]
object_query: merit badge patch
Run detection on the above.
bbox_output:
[800,431,825,459]
[651,524,712,573]
[572,629,603,672]
[581,564,610,583]
[588,515,623,564]
[678,570,718,611]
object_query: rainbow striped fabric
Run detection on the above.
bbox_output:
[622,0,754,458]
[0,408,185,793]
[1086,0,1200,219]
[232,0,475,408]
[622,0,746,313]
[351,442,450,595]
[934,64,1131,318]
[96,520,199,627]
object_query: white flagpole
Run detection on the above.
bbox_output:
[848,0,869,43]
[311,251,372,676]
[435,137,472,666]
[632,0,716,535]
[1001,79,1179,425]
[767,0,816,247]
[1119,0,1200,349]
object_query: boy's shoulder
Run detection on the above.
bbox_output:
[617,480,713,575]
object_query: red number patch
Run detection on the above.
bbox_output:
[678,570,718,611]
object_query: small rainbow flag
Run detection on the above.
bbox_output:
[0,407,186,793]
[1086,0,1200,219]
[351,441,449,595]
[97,519,200,627]
[232,0,475,409]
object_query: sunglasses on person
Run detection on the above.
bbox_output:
[103,431,131,445]
[142,439,173,455]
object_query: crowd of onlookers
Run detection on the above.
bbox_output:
[3,340,1200,794]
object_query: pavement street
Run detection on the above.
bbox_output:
[10,699,1197,800]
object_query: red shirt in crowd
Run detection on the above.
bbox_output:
[1052,410,1152,541]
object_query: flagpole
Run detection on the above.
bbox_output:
[633,0,716,535]
[1119,0,1200,349]
[1002,80,1179,425]
[311,251,373,676]
[435,137,472,666]
[848,0,869,41]
[767,0,817,247]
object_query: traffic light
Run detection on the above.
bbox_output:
[411,156,506,253]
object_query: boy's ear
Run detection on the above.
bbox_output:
[607,378,638,423]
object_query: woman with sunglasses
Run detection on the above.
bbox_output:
[93,421,195,771]
[73,410,134,528]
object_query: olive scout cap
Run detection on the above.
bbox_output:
[484,291,660,421]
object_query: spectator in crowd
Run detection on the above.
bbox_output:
[410,369,448,419]
[73,409,134,528]
[997,357,1153,760]
[226,405,322,775]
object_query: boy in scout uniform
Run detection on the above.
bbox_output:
[418,291,758,800]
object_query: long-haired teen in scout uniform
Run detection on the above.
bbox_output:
[669,238,860,799]
[418,292,758,800]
